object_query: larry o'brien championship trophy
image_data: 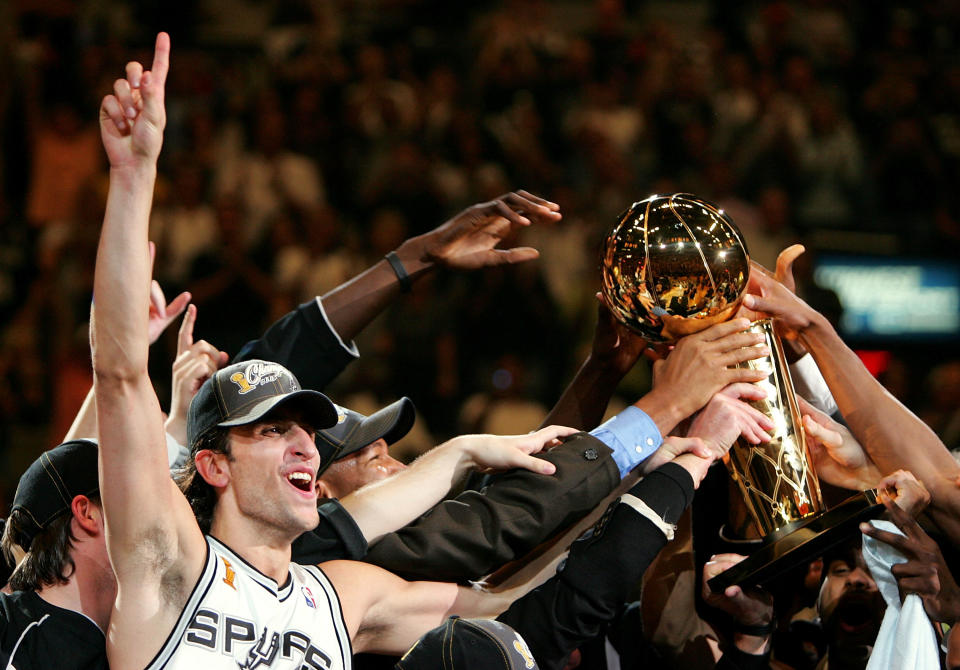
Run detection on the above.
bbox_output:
[601,193,881,591]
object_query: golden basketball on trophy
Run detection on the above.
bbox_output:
[601,193,880,591]
[600,193,750,343]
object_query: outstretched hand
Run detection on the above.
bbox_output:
[651,318,769,420]
[799,396,881,491]
[457,424,579,476]
[742,248,823,342]
[99,32,169,168]
[420,190,560,269]
[861,498,960,624]
[590,293,655,378]
[688,382,774,453]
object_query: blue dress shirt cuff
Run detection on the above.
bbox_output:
[590,405,663,478]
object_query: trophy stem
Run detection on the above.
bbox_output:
[724,319,824,538]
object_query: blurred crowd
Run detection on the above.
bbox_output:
[1,0,960,505]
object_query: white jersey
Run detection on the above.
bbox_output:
[146,536,352,670]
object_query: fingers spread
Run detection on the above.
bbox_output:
[513,189,560,211]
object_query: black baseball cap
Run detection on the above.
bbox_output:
[187,360,338,449]
[10,439,100,550]
[316,397,415,470]
[396,616,539,670]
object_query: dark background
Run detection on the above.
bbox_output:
[1,0,960,510]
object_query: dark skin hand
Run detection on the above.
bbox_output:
[861,498,960,625]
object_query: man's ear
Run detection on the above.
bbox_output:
[316,478,335,500]
[195,449,230,488]
[71,495,102,536]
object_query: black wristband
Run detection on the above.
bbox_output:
[385,251,412,293]
[734,619,776,637]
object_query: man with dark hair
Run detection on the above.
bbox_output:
[0,439,111,669]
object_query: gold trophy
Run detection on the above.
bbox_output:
[601,193,881,590]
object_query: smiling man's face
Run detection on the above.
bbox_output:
[223,407,322,538]
[317,439,406,499]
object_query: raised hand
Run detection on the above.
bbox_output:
[688,383,774,454]
[651,318,769,420]
[799,396,881,491]
[590,293,655,378]
[742,258,825,342]
[419,190,560,269]
[878,469,931,518]
[164,304,229,445]
[861,498,960,624]
[454,424,579,475]
[99,32,169,169]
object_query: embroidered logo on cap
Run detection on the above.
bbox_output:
[514,635,535,669]
[230,362,289,395]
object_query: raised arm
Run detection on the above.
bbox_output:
[540,297,651,430]
[91,34,205,666]
[335,425,573,544]
[746,256,960,545]
[234,190,561,389]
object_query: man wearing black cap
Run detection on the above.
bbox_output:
[315,398,415,500]
[0,439,110,669]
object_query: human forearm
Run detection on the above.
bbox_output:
[497,463,694,670]
[92,166,157,378]
[341,438,474,543]
[634,386,686,437]
[320,236,435,342]
[802,320,960,503]
[540,355,626,431]
[365,434,618,581]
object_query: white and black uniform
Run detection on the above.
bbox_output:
[147,536,351,670]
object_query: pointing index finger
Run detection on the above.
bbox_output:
[177,304,196,356]
[150,32,171,87]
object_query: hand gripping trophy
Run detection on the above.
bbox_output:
[601,193,880,591]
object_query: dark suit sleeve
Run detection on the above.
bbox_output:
[232,299,358,390]
[497,462,696,670]
[364,433,620,582]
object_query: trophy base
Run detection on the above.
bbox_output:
[707,490,883,593]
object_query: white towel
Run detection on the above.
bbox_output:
[863,520,939,670]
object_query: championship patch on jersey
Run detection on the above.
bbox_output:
[222,557,237,590]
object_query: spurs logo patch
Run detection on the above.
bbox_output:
[239,627,280,669]
[230,363,290,395]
